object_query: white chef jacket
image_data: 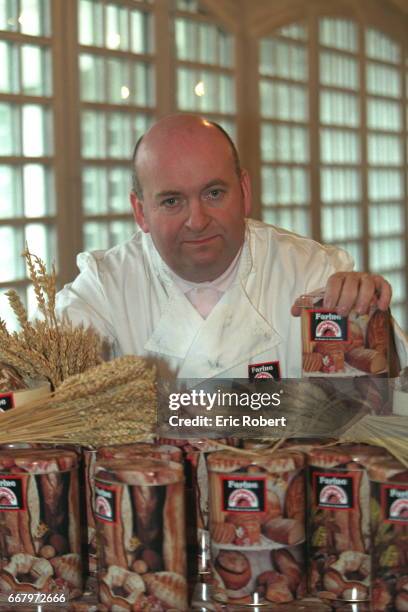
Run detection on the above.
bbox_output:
[55,219,406,379]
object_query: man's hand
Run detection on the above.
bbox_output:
[291,272,392,317]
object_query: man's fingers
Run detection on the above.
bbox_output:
[323,273,345,310]
[373,275,392,311]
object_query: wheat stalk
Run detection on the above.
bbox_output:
[0,251,102,389]
[0,357,157,447]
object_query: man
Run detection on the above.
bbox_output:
[56,114,406,378]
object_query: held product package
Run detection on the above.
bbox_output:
[368,458,408,611]
[300,290,392,376]
[94,457,188,611]
[207,449,306,606]
[307,444,390,603]
[0,448,82,599]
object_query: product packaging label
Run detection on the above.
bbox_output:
[95,484,117,524]
[0,475,25,511]
[222,476,266,512]
[248,361,280,381]
[381,484,408,524]
[313,471,354,510]
[309,310,348,342]
[0,393,14,412]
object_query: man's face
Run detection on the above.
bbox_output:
[131,124,251,282]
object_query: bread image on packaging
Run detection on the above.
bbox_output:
[300,290,392,377]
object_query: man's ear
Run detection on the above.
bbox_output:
[130,191,150,233]
[240,169,252,217]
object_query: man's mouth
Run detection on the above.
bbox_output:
[183,235,218,245]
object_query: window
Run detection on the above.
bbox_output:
[78,0,155,251]
[259,17,408,327]
[0,0,55,329]
[259,24,310,235]
[174,0,236,137]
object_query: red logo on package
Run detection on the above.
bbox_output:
[0,475,25,511]
[309,310,349,342]
[248,361,280,381]
[222,475,266,513]
[0,392,14,412]
[381,484,408,524]
[95,484,118,524]
[313,470,355,511]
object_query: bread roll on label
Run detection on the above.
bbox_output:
[369,458,408,611]
[207,449,306,605]
[299,291,391,377]
[308,444,390,602]
[0,448,82,600]
[94,457,188,611]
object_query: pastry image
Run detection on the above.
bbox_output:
[215,550,251,591]
[0,553,53,592]
[51,553,82,590]
[211,521,236,544]
[346,347,387,373]
[262,517,304,545]
[366,309,389,354]
[99,565,145,609]
[143,571,188,610]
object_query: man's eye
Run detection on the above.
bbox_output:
[206,189,224,200]
[162,197,179,207]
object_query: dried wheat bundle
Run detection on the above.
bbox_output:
[339,414,408,467]
[0,356,157,447]
[0,249,102,389]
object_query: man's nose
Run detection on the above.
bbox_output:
[184,199,210,232]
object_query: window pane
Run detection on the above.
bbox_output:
[370,238,404,271]
[259,39,307,81]
[79,0,103,46]
[21,45,51,96]
[0,40,17,93]
[368,170,403,201]
[24,164,54,216]
[110,220,134,245]
[0,165,22,217]
[0,103,19,155]
[367,63,401,98]
[19,0,49,36]
[81,110,106,158]
[367,99,401,131]
[260,81,307,121]
[320,52,358,89]
[130,10,152,54]
[80,54,105,101]
[319,18,357,52]
[368,134,402,165]
[22,105,52,156]
[334,242,363,271]
[320,91,359,127]
[262,208,310,236]
[365,29,400,63]
[261,124,308,163]
[83,221,109,251]
[25,223,55,269]
[369,204,404,237]
[106,4,129,51]
[262,167,308,205]
[175,18,197,61]
[83,167,108,214]
[321,206,361,241]
[107,113,132,158]
[198,23,217,64]
[108,168,130,212]
[107,58,130,104]
[0,226,24,281]
[131,62,155,107]
[321,169,360,203]
[320,129,360,164]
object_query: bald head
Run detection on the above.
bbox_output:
[131,114,241,200]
